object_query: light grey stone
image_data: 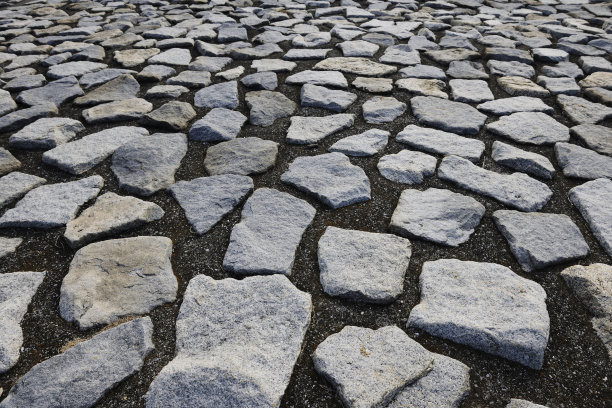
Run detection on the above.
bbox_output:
[337,40,379,57]
[424,48,479,65]
[561,263,612,317]
[399,64,446,80]
[64,193,164,248]
[0,172,46,209]
[492,142,555,179]
[408,259,549,369]
[252,59,296,72]
[410,96,487,135]
[301,84,356,112]
[194,80,239,109]
[449,79,494,103]
[189,108,247,142]
[0,317,153,408]
[283,48,331,60]
[498,76,549,97]
[537,76,580,96]
[47,61,107,79]
[148,48,192,66]
[141,101,196,131]
[189,56,232,72]
[447,60,488,79]
[9,117,85,150]
[396,78,447,99]
[571,124,612,156]
[380,45,420,65]
[145,274,311,408]
[506,399,549,408]
[281,153,370,209]
[313,326,434,408]
[286,70,348,88]
[16,76,84,107]
[286,114,355,145]
[240,72,277,90]
[145,85,189,99]
[438,155,552,211]
[557,95,612,124]
[0,237,22,259]
[314,57,397,76]
[60,237,176,328]
[390,188,485,246]
[494,210,590,272]
[0,149,20,176]
[0,272,45,374]
[0,176,103,229]
[477,97,553,116]
[82,98,153,124]
[80,68,138,89]
[569,178,612,256]
[318,227,411,303]
[169,175,253,234]
[378,150,437,185]
[362,96,406,124]
[396,125,484,162]
[204,137,278,176]
[329,129,389,157]
[0,90,17,117]
[167,70,212,88]
[555,142,612,180]
[111,133,187,196]
[541,62,583,79]
[0,104,59,133]
[245,91,296,127]
[73,74,139,106]
[352,77,393,93]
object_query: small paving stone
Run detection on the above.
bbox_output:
[0,176,103,229]
[281,153,370,209]
[314,57,397,76]
[4,74,46,92]
[477,97,553,116]
[352,77,393,93]
[223,188,315,276]
[190,56,231,72]
[537,76,580,95]
[16,76,84,107]
[9,117,85,150]
[240,72,277,90]
[73,74,139,106]
[111,133,187,196]
[580,72,612,89]
[0,149,20,176]
[318,227,411,303]
[0,237,22,259]
[362,96,406,124]
[399,64,446,80]
[557,95,612,124]
[396,125,485,162]
[487,112,569,145]
[449,79,494,103]
[145,85,189,98]
[138,65,176,82]
[245,90,296,127]
[571,124,612,156]
[380,44,420,65]
[493,210,590,272]
[541,62,584,79]
[410,96,487,135]
[532,48,569,63]
[0,317,153,408]
[82,98,153,124]
[144,274,311,407]
[286,114,355,145]
[166,70,212,88]
[396,78,447,99]
[438,155,552,211]
[378,150,437,185]
[390,188,485,246]
[204,137,278,176]
[194,80,239,109]
[141,101,196,131]
[0,172,46,209]
[555,142,612,180]
[569,178,612,257]
[148,48,192,66]
[408,259,549,369]
[60,237,176,328]
[301,84,357,112]
[79,69,137,89]
[252,58,296,72]
[561,263,612,317]
[492,141,555,179]
[286,70,348,88]
[169,175,253,235]
[337,40,379,57]
[64,193,164,248]
[498,76,550,97]
[425,48,479,65]
[0,90,17,117]
[329,129,389,157]
[0,104,59,133]
[313,326,434,408]
[47,61,107,79]
[189,108,246,142]
[447,60,489,79]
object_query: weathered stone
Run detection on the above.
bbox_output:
[240,72,277,90]
[194,80,239,109]
[492,141,555,179]
[477,96,553,116]
[82,98,153,124]
[9,117,85,150]
[425,48,479,65]
[314,57,397,76]
[286,70,348,88]
[561,263,612,317]
[47,61,107,79]
[189,108,246,142]
[396,125,484,162]
[148,48,192,66]
[498,76,550,97]
[0,237,22,259]
[0,149,20,176]
[555,142,612,180]
[537,76,580,96]
[352,77,393,93]
[571,124,612,156]
[141,101,196,130]
[506,399,548,408]
[337,40,379,57]
[0,172,46,209]
[329,129,389,157]
[114,48,160,67]
[286,114,355,145]
[411,96,487,135]
[408,259,549,369]
[378,150,437,185]
[16,76,84,107]
[449,79,494,103]
[380,45,420,65]
[362,96,406,124]
[557,95,612,124]
[396,78,447,99]
[252,58,296,72]
[300,84,357,112]
[73,74,139,106]
[0,104,58,133]
[245,91,296,126]
[204,137,278,176]
[167,70,212,88]
[569,178,612,256]
[145,85,189,99]
[0,90,17,117]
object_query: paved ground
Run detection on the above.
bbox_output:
[0,0,611,407]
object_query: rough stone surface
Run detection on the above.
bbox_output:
[487,112,569,145]
[410,96,487,135]
[396,125,484,162]
[377,150,437,185]
[300,84,357,112]
[571,124,612,156]
[0,238,22,259]
[204,137,278,176]
[286,114,355,145]
[0,172,46,209]
[82,98,153,124]
[555,143,612,180]
[245,91,296,127]
[492,141,555,179]
[362,96,406,124]
[0,149,20,176]
[9,117,85,150]
[329,129,389,157]
[189,108,247,142]
[561,263,612,317]
[569,178,612,257]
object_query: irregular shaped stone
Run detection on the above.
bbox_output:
[141,101,196,130]
[286,70,348,88]
[425,48,479,65]
[0,172,46,209]
[352,77,393,93]
[111,133,187,196]
[0,176,103,229]
[60,237,176,328]
[0,90,17,117]
[189,108,247,142]
[410,96,487,135]
[537,76,580,96]
[557,95,612,124]
[318,227,411,303]
[0,272,45,374]
[399,64,446,80]
[73,74,139,106]
[80,68,137,89]
[47,61,107,79]
[498,76,549,97]
[301,84,356,112]
[447,60,488,79]
[281,153,370,209]
[148,48,192,66]
[194,80,239,109]
[167,70,212,88]
[555,142,612,180]
[313,326,434,408]
[240,72,277,90]
[284,48,331,60]
[286,114,355,145]
[390,188,485,246]
[569,178,612,256]
[245,91,296,127]
[329,129,389,157]
[396,78,447,99]
[378,150,437,184]
[561,263,612,317]
[145,274,311,407]
[146,85,189,99]
[506,399,548,408]
[571,124,612,156]
[314,57,397,76]
[449,79,493,103]
[0,104,58,133]
[493,210,589,272]
[16,76,84,107]
[487,112,569,145]
[204,137,278,176]
[396,125,484,162]
[9,117,85,150]
[408,259,549,369]
[337,40,379,57]
[380,44,420,65]
[362,96,406,124]
[252,59,296,72]
[0,237,22,259]
[477,97,553,116]
[64,193,164,248]
[0,149,20,176]
[223,188,315,275]
[0,317,153,407]
[492,141,555,179]
[82,98,153,124]
[438,155,552,211]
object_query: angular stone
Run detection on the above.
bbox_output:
[194,80,239,109]
[378,150,437,185]
[557,95,612,124]
[537,76,580,96]
[362,96,406,124]
[240,72,277,90]
[112,133,187,196]
[477,97,553,116]
[80,68,137,89]
[487,112,569,145]
[223,188,315,275]
[73,74,139,106]
[0,149,20,176]
[506,399,548,408]
[148,48,192,66]
[0,237,22,259]
[47,61,107,79]
[396,125,484,162]
[569,178,612,256]
[252,58,296,73]
[60,237,176,328]
[16,76,84,107]
[169,175,253,235]
[425,48,479,65]
[314,57,397,76]
[337,40,379,57]
[561,263,612,317]
[9,117,85,150]
[329,129,389,157]
[141,101,196,131]
[167,70,212,88]
[301,84,356,112]
[352,77,393,93]
[449,79,493,103]
[541,62,583,79]
[144,274,311,407]
[408,259,549,369]
[555,142,612,180]
[313,326,434,408]
[64,193,164,248]
[438,155,552,211]
[286,70,348,88]
[281,153,370,209]
[0,90,17,117]
[0,104,58,133]
[286,114,355,145]
[82,98,153,124]
[571,124,612,156]
[0,176,103,229]
[410,96,487,135]
[399,64,446,80]
[0,172,46,209]
[391,188,485,246]
[245,90,296,127]
[190,56,231,73]
[0,317,153,407]
[204,137,278,176]
[494,210,590,272]
[318,227,411,303]
[498,76,549,97]
[396,78,447,99]
[284,48,331,60]
[189,108,246,142]
[591,317,612,359]
[492,141,555,179]
[380,44,420,65]
[447,60,488,79]
[114,49,160,68]
[0,272,45,374]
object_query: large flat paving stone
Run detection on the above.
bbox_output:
[377,150,437,185]
[569,178,612,256]
[410,96,487,135]
[555,143,612,180]
[492,142,555,180]
[189,108,246,142]
[329,129,389,157]
[0,172,46,209]
[314,57,397,76]
[286,114,355,145]
[396,125,484,162]
[300,84,357,112]
[9,117,85,150]
[487,112,569,145]
[60,237,177,329]
[245,90,296,126]
[408,259,550,369]
[204,137,278,176]
[145,274,311,408]
[223,188,315,276]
